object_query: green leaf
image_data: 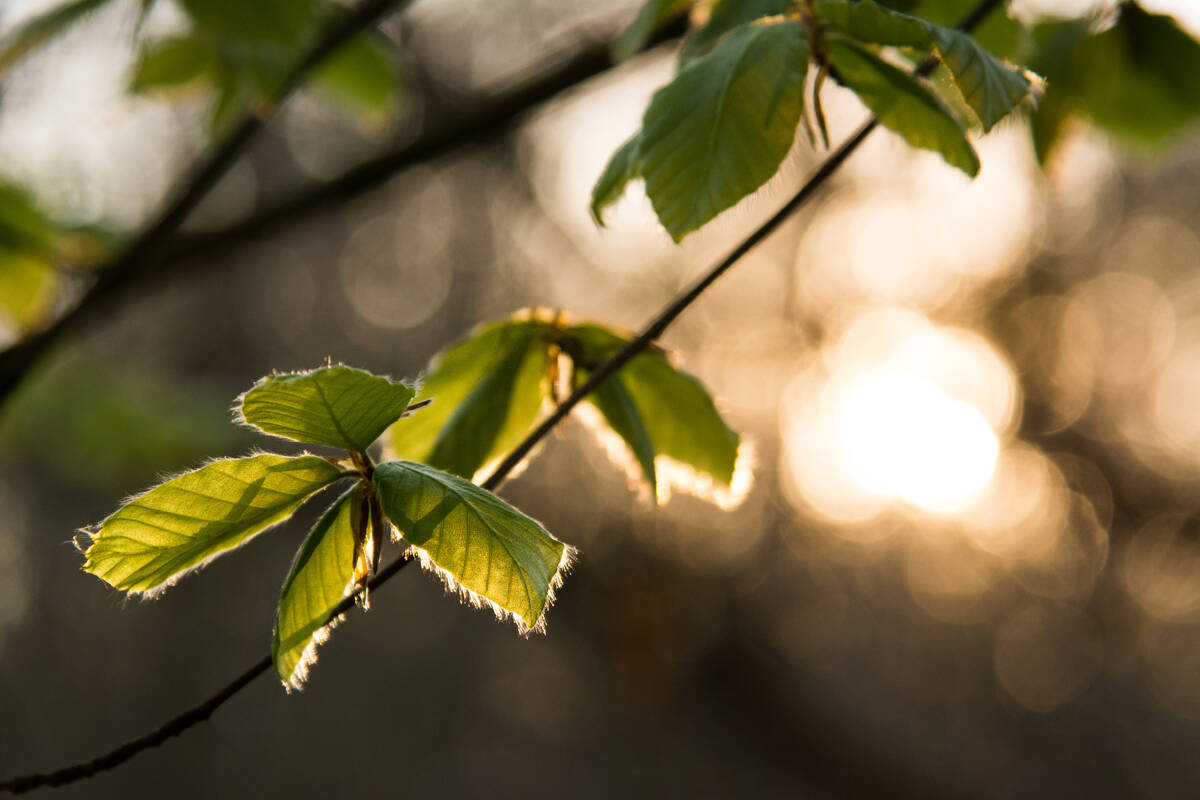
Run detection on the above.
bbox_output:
[1064,5,1200,151]
[310,32,402,120]
[827,38,979,176]
[815,0,930,49]
[924,24,1032,131]
[375,460,572,633]
[590,133,641,226]
[0,0,114,80]
[614,0,690,62]
[240,365,417,453]
[179,0,321,47]
[639,18,808,241]
[565,324,742,497]
[130,35,219,93]
[81,454,346,594]
[576,364,658,496]
[273,486,360,690]
[816,0,1032,131]
[679,0,791,66]
[390,320,550,481]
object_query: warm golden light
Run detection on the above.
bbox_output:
[834,370,999,513]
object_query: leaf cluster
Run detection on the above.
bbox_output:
[79,364,573,690]
[79,313,747,690]
[594,0,1039,241]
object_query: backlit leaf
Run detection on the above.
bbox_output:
[817,0,1032,131]
[390,320,550,481]
[273,486,360,690]
[240,365,416,453]
[81,454,346,594]
[565,324,742,498]
[924,24,1032,131]
[828,37,979,176]
[639,18,808,241]
[375,460,572,633]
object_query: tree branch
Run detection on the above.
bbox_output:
[0,0,1007,792]
[0,0,414,407]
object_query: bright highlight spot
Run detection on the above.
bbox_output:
[834,371,999,513]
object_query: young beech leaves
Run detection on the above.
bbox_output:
[390,319,550,481]
[638,19,808,241]
[81,454,345,594]
[385,312,748,506]
[591,2,1038,239]
[273,486,360,690]
[375,460,573,634]
[827,38,980,176]
[566,323,744,504]
[240,365,415,452]
[81,363,578,690]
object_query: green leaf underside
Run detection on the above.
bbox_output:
[82,454,344,593]
[273,486,358,689]
[567,324,739,487]
[241,365,416,452]
[375,460,568,633]
[680,0,791,66]
[391,320,549,481]
[590,133,642,226]
[639,18,808,241]
[828,38,979,176]
[614,0,690,62]
[816,0,1031,131]
[0,0,113,78]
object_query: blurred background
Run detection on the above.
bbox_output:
[2,0,1200,796]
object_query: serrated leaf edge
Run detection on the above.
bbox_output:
[77,449,352,599]
[392,521,577,636]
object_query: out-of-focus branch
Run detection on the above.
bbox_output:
[0,0,413,408]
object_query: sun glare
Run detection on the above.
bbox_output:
[834,371,1000,513]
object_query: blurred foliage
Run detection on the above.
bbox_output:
[0,350,234,489]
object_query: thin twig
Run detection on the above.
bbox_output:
[0,0,414,407]
[0,0,1006,792]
